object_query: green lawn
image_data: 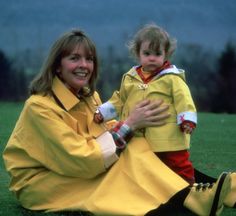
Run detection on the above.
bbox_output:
[0,102,235,216]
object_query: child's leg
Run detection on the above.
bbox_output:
[155,150,195,185]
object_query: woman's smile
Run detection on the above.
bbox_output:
[58,44,94,93]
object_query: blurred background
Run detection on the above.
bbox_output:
[0,0,236,113]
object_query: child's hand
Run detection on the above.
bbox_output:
[94,110,104,123]
[180,121,196,134]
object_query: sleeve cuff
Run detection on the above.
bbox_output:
[98,102,117,121]
[177,111,197,125]
[96,131,119,168]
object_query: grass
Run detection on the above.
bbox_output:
[0,102,236,216]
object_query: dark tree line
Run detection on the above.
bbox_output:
[1,42,236,113]
[212,42,236,113]
[0,50,28,101]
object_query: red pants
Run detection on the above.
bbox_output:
[156,150,195,185]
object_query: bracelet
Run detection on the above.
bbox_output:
[110,131,126,149]
[120,122,134,142]
[110,121,134,151]
[113,121,134,141]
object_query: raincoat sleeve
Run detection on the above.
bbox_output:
[98,74,127,121]
[24,99,115,179]
[97,91,121,121]
[171,75,197,125]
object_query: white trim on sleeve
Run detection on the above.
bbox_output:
[99,102,117,121]
[177,111,197,125]
[96,131,119,168]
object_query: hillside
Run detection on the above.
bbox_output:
[0,0,236,56]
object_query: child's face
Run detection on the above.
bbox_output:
[139,41,166,73]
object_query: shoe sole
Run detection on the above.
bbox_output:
[210,172,231,216]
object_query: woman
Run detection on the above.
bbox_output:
[3,29,232,215]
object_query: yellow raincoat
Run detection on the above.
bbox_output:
[3,76,188,215]
[99,66,197,152]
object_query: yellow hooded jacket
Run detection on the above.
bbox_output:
[99,65,197,152]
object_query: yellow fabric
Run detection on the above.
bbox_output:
[109,67,196,152]
[3,76,188,215]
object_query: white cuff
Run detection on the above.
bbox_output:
[177,111,197,125]
[96,131,119,168]
[99,102,117,121]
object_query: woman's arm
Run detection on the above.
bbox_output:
[109,99,169,153]
[24,99,108,179]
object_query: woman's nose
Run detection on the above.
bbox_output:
[79,58,88,67]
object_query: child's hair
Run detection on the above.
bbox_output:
[127,23,177,60]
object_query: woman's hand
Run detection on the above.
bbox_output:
[124,99,170,131]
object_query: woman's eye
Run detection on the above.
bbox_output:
[87,56,94,61]
[70,56,79,61]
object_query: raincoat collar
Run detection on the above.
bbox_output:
[127,65,186,81]
[52,76,80,111]
[159,65,186,81]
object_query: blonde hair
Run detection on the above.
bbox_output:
[128,23,177,60]
[29,29,98,96]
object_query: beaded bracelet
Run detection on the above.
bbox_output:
[110,121,134,151]
[120,122,134,143]
[110,131,126,149]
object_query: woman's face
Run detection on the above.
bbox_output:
[58,44,94,94]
